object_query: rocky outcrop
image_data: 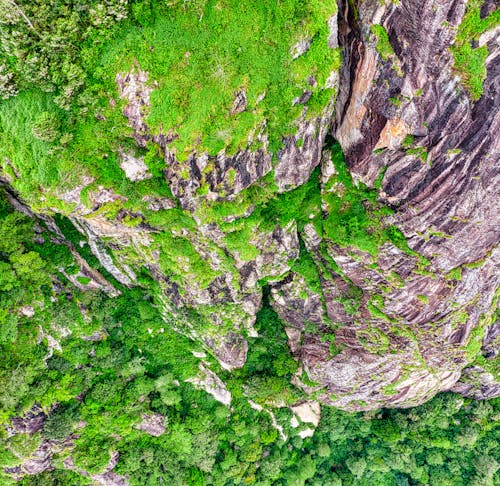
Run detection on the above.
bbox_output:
[451,365,500,400]
[3,408,75,481]
[136,413,166,437]
[290,0,500,410]
[64,451,129,486]
[274,96,337,192]
[186,363,232,406]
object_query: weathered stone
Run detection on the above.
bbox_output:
[119,151,152,182]
[451,366,500,400]
[136,413,166,437]
[229,90,247,115]
[292,0,500,410]
[186,363,232,405]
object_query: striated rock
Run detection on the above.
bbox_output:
[0,180,120,297]
[274,98,336,192]
[116,70,160,149]
[291,38,312,59]
[205,333,248,372]
[235,221,299,289]
[2,0,497,414]
[4,408,76,481]
[289,0,500,410]
[70,216,142,286]
[5,440,54,478]
[141,195,176,211]
[229,90,248,115]
[163,144,272,211]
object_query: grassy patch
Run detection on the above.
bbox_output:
[0,92,73,203]
[291,238,323,295]
[98,0,339,158]
[1,0,340,216]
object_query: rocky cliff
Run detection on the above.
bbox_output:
[1,0,498,412]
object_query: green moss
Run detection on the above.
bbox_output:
[223,227,260,262]
[450,0,500,100]
[370,25,395,61]
[402,135,414,149]
[465,287,499,361]
[406,146,430,164]
[373,166,387,190]
[339,283,364,316]
[447,267,463,281]
[121,215,143,227]
[155,232,219,290]
[322,141,416,258]
[357,326,391,354]
[388,96,401,107]
[367,300,393,323]
[291,239,323,295]
[300,370,323,388]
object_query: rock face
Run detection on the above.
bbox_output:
[304,0,500,409]
[136,413,166,437]
[44,8,340,371]
[186,363,232,406]
[268,0,499,410]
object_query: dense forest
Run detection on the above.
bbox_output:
[0,0,499,484]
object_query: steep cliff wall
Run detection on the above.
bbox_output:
[0,0,498,412]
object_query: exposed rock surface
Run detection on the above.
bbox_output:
[451,365,500,400]
[119,151,152,182]
[3,408,77,481]
[136,413,166,437]
[302,0,500,409]
[290,401,321,427]
[186,363,232,406]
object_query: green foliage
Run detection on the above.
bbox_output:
[0,0,128,109]
[229,290,300,406]
[451,0,500,100]
[31,111,61,142]
[291,238,323,295]
[370,24,395,61]
[0,3,499,485]
[321,141,411,256]
[0,0,340,209]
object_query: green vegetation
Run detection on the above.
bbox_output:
[322,141,411,256]
[1,2,499,485]
[0,0,341,209]
[370,25,395,61]
[0,192,499,485]
[451,0,500,100]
